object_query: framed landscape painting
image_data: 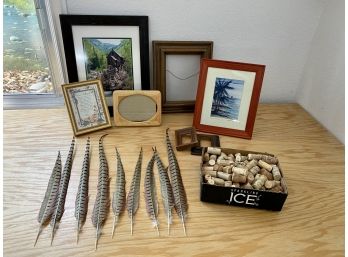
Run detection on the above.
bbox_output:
[193,59,265,139]
[59,15,150,113]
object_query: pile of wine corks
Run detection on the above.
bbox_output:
[201,147,284,192]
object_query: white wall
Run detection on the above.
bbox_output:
[56,0,325,102]
[296,0,344,143]
[52,0,344,142]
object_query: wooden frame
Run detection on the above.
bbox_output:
[175,127,199,151]
[113,90,161,126]
[59,15,150,114]
[153,41,213,113]
[191,133,221,155]
[62,79,112,136]
[193,59,265,139]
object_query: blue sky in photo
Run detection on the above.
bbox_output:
[95,38,123,45]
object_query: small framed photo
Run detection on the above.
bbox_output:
[59,15,150,113]
[193,59,265,139]
[62,79,112,136]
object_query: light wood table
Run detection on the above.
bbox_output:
[4,104,344,257]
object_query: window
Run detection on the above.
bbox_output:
[3,0,66,109]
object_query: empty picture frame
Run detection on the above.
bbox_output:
[153,41,213,113]
[113,90,161,126]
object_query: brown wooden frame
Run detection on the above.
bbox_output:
[193,59,265,139]
[153,41,213,113]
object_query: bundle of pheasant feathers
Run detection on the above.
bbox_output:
[34,129,188,250]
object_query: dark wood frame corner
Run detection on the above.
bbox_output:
[193,59,265,139]
[153,41,213,113]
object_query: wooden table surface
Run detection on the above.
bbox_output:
[4,104,344,257]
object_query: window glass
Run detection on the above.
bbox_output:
[3,0,53,94]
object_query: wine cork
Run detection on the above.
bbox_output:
[232,182,240,187]
[262,155,278,164]
[210,154,217,161]
[220,152,227,158]
[260,168,273,180]
[265,180,280,189]
[203,166,214,171]
[270,185,283,193]
[258,160,273,172]
[213,177,225,186]
[246,159,258,170]
[272,165,281,181]
[235,153,247,162]
[232,167,248,176]
[203,152,210,162]
[213,164,219,171]
[202,169,217,177]
[249,166,260,176]
[253,174,267,190]
[207,147,221,155]
[204,174,212,182]
[247,153,263,160]
[242,183,253,189]
[228,154,235,161]
[222,166,232,174]
[218,165,223,172]
[247,173,255,183]
[232,173,247,183]
[208,159,216,166]
[217,159,231,166]
[207,178,215,185]
[217,171,232,181]
[224,181,232,187]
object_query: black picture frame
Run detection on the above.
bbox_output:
[59,15,150,115]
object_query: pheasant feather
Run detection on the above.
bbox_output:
[126,148,143,235]
[153,147,174,235]
[75,137,91,244]
[50,138,75,245]
[92,134,110,250]
[111,148,126,238]
[166,128,188,235]
[144,153,160,236]
[34,151,62,246]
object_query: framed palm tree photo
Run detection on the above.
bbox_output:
[193,59,265,139]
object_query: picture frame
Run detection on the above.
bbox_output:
[59,15,150,114]
[193,59,265,139]
[153,41,213,113]
[113,90,161,127]
[62,79,112,136]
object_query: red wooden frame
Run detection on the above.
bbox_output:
[193,59,265,139]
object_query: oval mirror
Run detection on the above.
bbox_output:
[118,95,157,122]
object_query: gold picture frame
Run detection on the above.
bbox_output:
[62,79,112,136]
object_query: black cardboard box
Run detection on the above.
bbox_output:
[200,147,288,211]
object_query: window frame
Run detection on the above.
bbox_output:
[3,0,67,109]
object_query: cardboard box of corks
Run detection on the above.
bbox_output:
[200,147,288,211]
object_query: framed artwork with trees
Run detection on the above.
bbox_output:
[193,59,265,139]
[60,15,150,115]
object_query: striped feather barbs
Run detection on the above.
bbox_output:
[153,147,175,235]
[34,151,62,246]
[75,137,90,244]
[50,137,75,245]
[111,148,126,238]
[144,153,160,236]
[91,134,110,250]
[126,148,143,235]
[166,128,188,236]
